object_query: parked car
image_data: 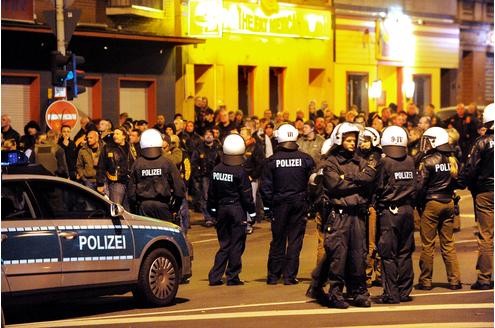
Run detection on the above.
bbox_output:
[1,170,192,307]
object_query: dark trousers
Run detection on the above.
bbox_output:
[377,205,415,302]
[208,203,247,283]
[267,199,308,281]
[140,200,172,221]
[474,192,494,284]
[324,211,368,299]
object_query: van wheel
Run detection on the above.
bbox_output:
[134,248,179,306]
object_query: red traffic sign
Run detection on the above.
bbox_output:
[45,100,79,131]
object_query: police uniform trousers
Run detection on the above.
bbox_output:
[474,191,494,284]
[315,213,325,264]
[140,200,172,221]
[324,210,368,299]
[267,199,307,282]
[366,207,381,286]
[377,205,415,302]
[419,200,461,287]
[208,203,247,283]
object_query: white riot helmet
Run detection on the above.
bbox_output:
[483,103,495,129]
[275,123,299,150]
[321,137,334,156]
[222,133,246,165]
[420,127,451,153]
[381,126,408,158]
[140,128,163,158]
[362,127,381,147]
[332,122,360,146]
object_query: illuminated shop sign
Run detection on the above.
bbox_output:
[376,7,414,63]
[188,0,331,39]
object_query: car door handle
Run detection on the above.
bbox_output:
[59,231,78,240]
[1,234,7,242]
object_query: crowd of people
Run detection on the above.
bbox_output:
[1,97,493,309]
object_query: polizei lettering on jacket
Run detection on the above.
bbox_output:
[394,171,413,180]
[213,172,233,182]
[435,163,451,172]
[141,168,162,176]
[79,235,126,250]
[275,158,302,168]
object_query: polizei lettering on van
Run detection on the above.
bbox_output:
[141,168,162,176]
[276,158,302,168]
[213,172,233,182]
[434,163,451,172]
[394,171,413,180]
[79,235,126,250]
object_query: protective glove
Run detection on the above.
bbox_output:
[169,196,183,213]
[264,207,273,221]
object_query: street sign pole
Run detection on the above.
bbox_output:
[55,0,66,55]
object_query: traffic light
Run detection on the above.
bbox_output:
[66,53,86,100]
[50,51,70,87]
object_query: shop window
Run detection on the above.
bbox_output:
[346,72,369,113]
[238,66,255,116]
[413,74,431,113]
[269,67,285,114]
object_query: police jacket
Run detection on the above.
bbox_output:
[322,148,376,208]
[128,155,185,203]
[260,144,315,208]
[76,143,102,182]
[207,162,255,214]
[375,154,416,208]
[191,141,222,178]
[460,132,494,194]
[356,146,382,204]
[96,142,134,186]
[243,139,265,179]
[417,150,458,203]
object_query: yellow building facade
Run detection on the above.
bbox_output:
[177,1,460,119]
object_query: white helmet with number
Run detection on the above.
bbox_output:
[483,103,495,129]
[222,133,246,165]
[140,128,163,158]
[275,123,299,143]
[362,127,381,147]
[381,126,408,158]
[332,122,360,146]
[421,127,451,152]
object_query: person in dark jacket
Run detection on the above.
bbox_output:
[191,129,222,227]
[321,122,376,309]
[240,126,265,233]
[207,133,256,286]
[58,125,78,180]
[1,114,20,145]
[261,124,315,286]
[374,126,417,304]
[416,127,462,291]
[128,128,185,221]
[19,120,41,153]
[96,127,134,209]
[459,103,494,290]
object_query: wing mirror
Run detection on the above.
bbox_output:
[110,203,125,217]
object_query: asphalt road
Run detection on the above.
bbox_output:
[5,190,494,328]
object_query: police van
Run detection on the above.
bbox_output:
[1,154,192,307]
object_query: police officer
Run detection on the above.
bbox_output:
[207,134,256,286]
[321,122,375,308]
[374,126,416,304]
[460,103,494,290]
[261,123,315,285]
[357,127,383,289]
[127,128,185,222]
[417,127,462,291]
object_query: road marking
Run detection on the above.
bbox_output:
[410,290,492,297]
[461,214,475,218]
[191,238,218,244]
[326,323,493,328]
[11,303,493,327]
[455,239,477,244]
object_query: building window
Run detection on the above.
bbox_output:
[413,74,432,113]
[486,3,494,18]
[346,72,369,114]
[107,0,163,11]
[238,66,255,116]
